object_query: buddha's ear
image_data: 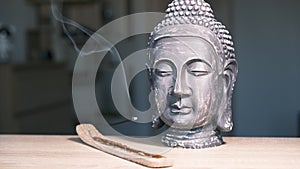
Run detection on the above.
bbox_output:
[223,59,238,96]
[146,63,154,90]
[218,59,238,132]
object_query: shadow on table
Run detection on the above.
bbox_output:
[68,137,84,144]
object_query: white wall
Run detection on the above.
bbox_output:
[233,0,300,136]
[0,0,36,62]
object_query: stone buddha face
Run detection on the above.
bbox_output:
[147,0,237,148]
[152,37,225,129]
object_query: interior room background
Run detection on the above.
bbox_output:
[0,0,299,137]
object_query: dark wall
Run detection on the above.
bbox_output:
[233,0,300,136]
[1,0,299,137]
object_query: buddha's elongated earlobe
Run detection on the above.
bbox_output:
[152,116,165,129]
[218,59,238,132]
[146,64,155,91]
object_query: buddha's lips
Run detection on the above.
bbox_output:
[170,107,192,114]
[170,100,192,108]
[170,103,192,114]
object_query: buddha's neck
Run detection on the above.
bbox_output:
[162,126,223,149]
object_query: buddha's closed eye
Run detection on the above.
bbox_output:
[154,62,174,77]
[186,59,212,77]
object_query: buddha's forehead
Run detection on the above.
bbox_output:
[152,36,219,66]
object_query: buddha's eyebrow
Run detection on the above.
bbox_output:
[152,48,166,55]
[153,59,174,69]
[186,59,212,69]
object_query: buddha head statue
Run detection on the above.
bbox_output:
[147,0,238,148]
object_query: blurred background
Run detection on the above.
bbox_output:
[0,0,299,137]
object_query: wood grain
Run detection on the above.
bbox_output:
[0,135,299,169]
[76,124,173,168]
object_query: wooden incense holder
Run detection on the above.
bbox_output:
[76,124,173,168]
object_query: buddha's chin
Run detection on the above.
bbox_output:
[161,111,207,130]
[161,110,205,129]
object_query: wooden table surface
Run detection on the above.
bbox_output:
[0,135,299,169]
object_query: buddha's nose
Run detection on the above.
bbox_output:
[172,76,192,98]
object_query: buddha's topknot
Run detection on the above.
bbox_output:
[149,0,235,59]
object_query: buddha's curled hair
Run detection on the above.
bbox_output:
[149,0,235,60]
